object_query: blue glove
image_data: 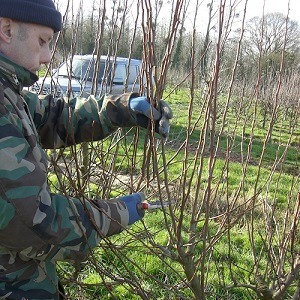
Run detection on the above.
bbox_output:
[129,97,173,138]
[120,192,145,225]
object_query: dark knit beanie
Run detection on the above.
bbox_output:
[0,0,62,32]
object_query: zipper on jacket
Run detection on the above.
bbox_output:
[12,73,20,86]
[0,64,20,88]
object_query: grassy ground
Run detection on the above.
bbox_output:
[49,87,299,299]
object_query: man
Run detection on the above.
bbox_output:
[0,0,172,299]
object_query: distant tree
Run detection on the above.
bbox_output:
[171,0,190,68]
[235,13,300,135]
[244,13,300,74]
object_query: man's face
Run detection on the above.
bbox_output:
[5,20,54,74]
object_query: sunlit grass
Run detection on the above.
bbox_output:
[50,86,299,299]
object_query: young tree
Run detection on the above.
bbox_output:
[44,1,300,299]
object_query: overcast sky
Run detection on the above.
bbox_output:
[244,0,299,22]
[57,0,300,30]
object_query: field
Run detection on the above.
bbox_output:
[37,0,300,298]
[48,85,299,299]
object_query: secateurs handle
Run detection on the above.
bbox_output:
[138,201,174,210]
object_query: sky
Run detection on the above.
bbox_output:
[243,0,300,23]
[184,0,300,31]
[58,0,300,30]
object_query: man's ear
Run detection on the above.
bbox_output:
[0,18,13,43]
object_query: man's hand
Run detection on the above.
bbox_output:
[120,192,145,225]
[129,96,173,139]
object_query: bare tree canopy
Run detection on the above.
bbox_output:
[245,12,300,55]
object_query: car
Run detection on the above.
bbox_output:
[31,55,145,97]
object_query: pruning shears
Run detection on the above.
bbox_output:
[138,200,175,210]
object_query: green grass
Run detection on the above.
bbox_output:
[51,87,299,299]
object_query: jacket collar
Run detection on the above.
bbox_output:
[0,53,38,93]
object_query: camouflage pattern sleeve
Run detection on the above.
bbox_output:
[0,84,131,271]
[0,56,144,298]
[22,91,139,149]
[0,120,129,264]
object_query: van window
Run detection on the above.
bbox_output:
[86,61,108,83]
[113,64,126,84]
[128,65,140,84]
[57,58,91,80]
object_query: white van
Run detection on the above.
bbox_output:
[31,55,144,97]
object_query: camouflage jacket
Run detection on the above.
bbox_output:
[0,53,139,274]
